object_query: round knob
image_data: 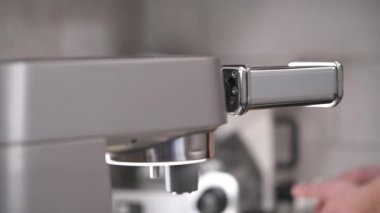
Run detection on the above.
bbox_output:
[197,187,228,213]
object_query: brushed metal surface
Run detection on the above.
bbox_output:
[0,138,112,213]
[249,66,339,108]
[0,57,226,145]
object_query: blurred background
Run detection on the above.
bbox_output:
[1,0,380,212]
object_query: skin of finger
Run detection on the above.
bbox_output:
[320,205,360,213]
[292,184,318,197]
[320,183,365,213]
[295,181,361,213]
[292,183,332,197]
[337,167,380,185]
[313,200,325,213]
[301,177,380,213]
[319,202,350,213]
[337,172,371,185]
[320,207,335,213]
[337,172,363,183]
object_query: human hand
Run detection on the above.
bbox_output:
[336,166,380,185]
[292,180,374,213]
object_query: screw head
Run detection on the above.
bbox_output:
[231,71,238,78]
[231,87,239,95]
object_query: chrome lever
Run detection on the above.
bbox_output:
[222,61,343,115]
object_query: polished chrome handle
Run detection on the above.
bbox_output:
[222,61,343,115]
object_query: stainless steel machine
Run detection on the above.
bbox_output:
[0,56,342,212]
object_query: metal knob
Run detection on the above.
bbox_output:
[197,187,228,213]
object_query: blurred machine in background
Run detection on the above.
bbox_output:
[111,112,271,213]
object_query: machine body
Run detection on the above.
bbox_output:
[0,56,342,201]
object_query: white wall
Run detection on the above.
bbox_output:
[0,0,143,59]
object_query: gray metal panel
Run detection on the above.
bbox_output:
[249,67,337,108]
[0,138,112,213]
[0,57,226,144]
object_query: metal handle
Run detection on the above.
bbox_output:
[222,61,343,115]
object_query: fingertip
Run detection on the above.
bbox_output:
[291,185,305,197]
[292,184,320,197]
[292,182,330,198]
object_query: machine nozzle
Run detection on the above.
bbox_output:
[165,164,200,194]
[223,61,343,115]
